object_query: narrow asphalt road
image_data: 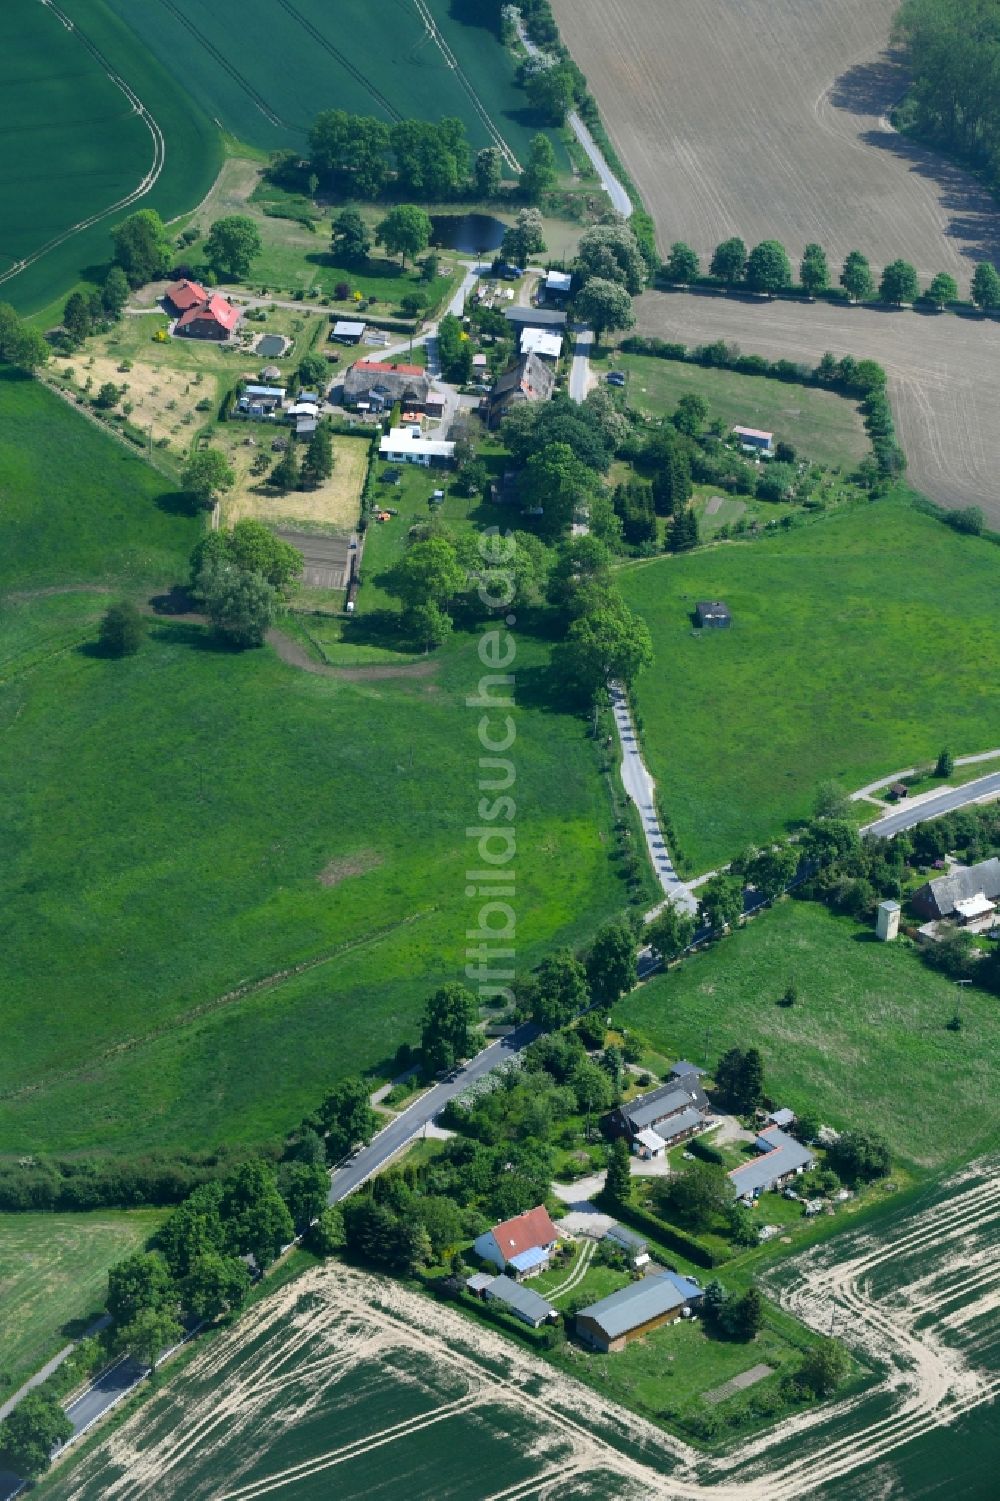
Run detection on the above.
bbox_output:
[569,327,593,402]
[517,21,631,215]
[610,683,698,913]
[863,771,1000,838]
[328,1023,539,1204]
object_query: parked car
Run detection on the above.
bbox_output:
[606,370,626,387]
[491,260,522,280]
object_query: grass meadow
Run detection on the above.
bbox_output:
[2,0,219,316]
[601,350,868,468]
[614,899,1000,1171]
[0,378,629,1159]
[0,1210,163,1392]
[618,493,1000,870]
[0,370,199,593]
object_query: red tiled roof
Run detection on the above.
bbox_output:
[490,1205,559,1259]
[166,279,209,310]
[354,360,425,376]
[176,295,241,333]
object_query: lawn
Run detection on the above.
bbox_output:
[0,1209,163,1391]
[1,0,219,317]
[618,493,1000,870]
[602,351,868,468]
[100,0,567,167]
[614,898,1000,1171]
[0,369,199,594]
[0,604,629,1158]
[219,430,369,530]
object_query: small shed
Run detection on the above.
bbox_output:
[633,1127,665,1160]
[603,1225,650,1268]
[483,1275,557,1328]
[545,269,572,299]
[696,600,731,629]
[733,425,774,454]
[333,319,366,344]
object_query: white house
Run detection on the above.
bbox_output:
[378,425,455,467]
[473,1205,560,1279]
[520,327,563,361]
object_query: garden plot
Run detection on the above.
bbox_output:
[553,0,998,277]
[633,290,1000,525]
[217,430,367,534]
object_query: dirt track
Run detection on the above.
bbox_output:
[634,290,1000,522]
[553,0,999,279]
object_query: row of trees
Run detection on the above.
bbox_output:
[298,111,557,204]
[108,208,263,288]
[665,235,998,308]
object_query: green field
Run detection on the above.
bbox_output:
[0,1210,162,1391]
[100,0,566,167]
[604,351,868,468]
[615,899,1000,1171]
[0,370,199,594]
[0,0,220,315]
[618,493,1000,869]
[0,373,627,1158]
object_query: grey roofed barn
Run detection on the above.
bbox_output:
[911,858,1000,921]
[616,1079,709,1134]
[670,1060,705,1080]
[504,305,568,331]
[654,1105,706,1142]
[578,1272,703,1340]
[728,1126,813,1197]
[483,1275,556,1326]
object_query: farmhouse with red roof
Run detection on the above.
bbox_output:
[174,293,241,341]
[164,279,210,316]
[473,1205,560,1280]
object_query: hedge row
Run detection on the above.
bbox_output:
[0,1144,280,1213]
[597,1195,726,1269]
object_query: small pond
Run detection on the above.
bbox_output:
[256,333,288,357]
[430,212,507,254]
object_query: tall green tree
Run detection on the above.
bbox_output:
[115,1305,183,1369]
[219,1160,294,1269]
[746,239,792,293]
[586,918,637,1005]
[525,62,575,124]
[280,1162,329,1233]
[501,207,546,266]
[840,249,874,302]
[697,873,743,932]
[421,983,478,1072]
[475,146,503,199]
[520,133,557,200]
[308,109,391,197]
[204,216,263,280]
[300,423,335,489]
[664,242,699,283]
[194,557,277,648]
[98,600,144,657]
[102,264,131,318]
[653,1161,729,1230]
[0,303,48,370]
[667,505,699,552]
[879,259,919,305]
[181,1253,251,1322]
[605,1138,632,1205]
[576,221,647,294]
[63,290,92,343]
[182,449,235,509]
[520,441,593,535]
[0,1391,73,1478]
[971,260,1000,309]
[646,902,695,963]
[331,208,371,265]
[927,271,958,307]
[525,951,590,1029]
[111,209,170,286]
[107,1251,176,1325]
[317,1076,378,1162]
[376,204,432,266]
[709,236,747,283]
[799,1338,849,1396]
[553,597,653,702]
[574,277,635,344]
[726,1284,765,1340]
[799,242,829,294]
[158,1183,226,1279]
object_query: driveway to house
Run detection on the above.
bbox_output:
[328,1024,539,1204]
[610,683,698,913]
[863,770,1000,839]
[569,327,593,403]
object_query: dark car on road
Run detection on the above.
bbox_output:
[606,370,626,387]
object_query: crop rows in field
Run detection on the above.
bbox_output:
[42,1159,1000,1500]
[0,0,219,315]
[553,0,999,279]
[633,289,1000,524]
[101,0,560,166]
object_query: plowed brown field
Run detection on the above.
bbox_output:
[634,290,1000,523]
[553,0,1000,279]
